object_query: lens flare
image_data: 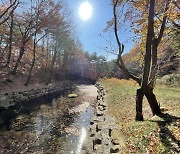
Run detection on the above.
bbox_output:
[79,1,93,21]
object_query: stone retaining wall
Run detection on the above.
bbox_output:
[83,82,120,154]
[0,81,74,109]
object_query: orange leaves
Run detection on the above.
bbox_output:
[123,121,160,153]
[166,1,180,22]
[124,0,178,47]
[103,78,136,86]
[122,44,144,67]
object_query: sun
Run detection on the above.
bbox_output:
[79,1,93,21]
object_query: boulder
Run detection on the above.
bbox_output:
[68,93,78,98]
[0,96,14,108]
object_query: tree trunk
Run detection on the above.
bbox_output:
[45,36,49,71]
[46,49,57,85]
[145,89,161,115]
[11,45,25,75]
[135,88,144,121]
[141,0,155,89]
[24,32,37,86]
[24,58,35,86]
[149,41,158,87]
[136,87,161,121]
[6,1,14,66]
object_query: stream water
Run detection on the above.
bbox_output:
[63,106,94,154]
[0,85,97,154]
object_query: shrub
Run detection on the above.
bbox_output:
[157,74,180,86]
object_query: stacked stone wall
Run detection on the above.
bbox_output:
[83,82,120,154]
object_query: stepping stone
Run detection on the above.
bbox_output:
[68,93,78,98]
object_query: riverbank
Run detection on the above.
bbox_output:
[0,80,75,108]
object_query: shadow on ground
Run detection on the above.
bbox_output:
[150,113,180,153]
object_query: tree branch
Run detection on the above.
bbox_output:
[173,1,180,10]
[172,21,180,31]
[156,16,167,46]
[35,31,49,45]
[113,0,141,85]
[156,2,169,46]
[0,0,17,18]
[149,1,169,87]
[113,0,122,54]
[0,0,19,25]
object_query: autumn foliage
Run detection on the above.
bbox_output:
[0,0,111,87]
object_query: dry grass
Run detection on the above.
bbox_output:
[100,78,180,154]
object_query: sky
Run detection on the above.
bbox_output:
[67,0,136,60]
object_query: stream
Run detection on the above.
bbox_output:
[0,85,97,154]
[63,105,94,153]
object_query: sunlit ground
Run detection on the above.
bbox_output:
[100,78,180,153]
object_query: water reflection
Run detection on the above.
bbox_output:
[64,106,94,154]
[0,86,96,153]
[76,127,86,154]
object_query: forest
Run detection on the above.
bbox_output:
[0,0,110,88]
[0,0,179,153]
